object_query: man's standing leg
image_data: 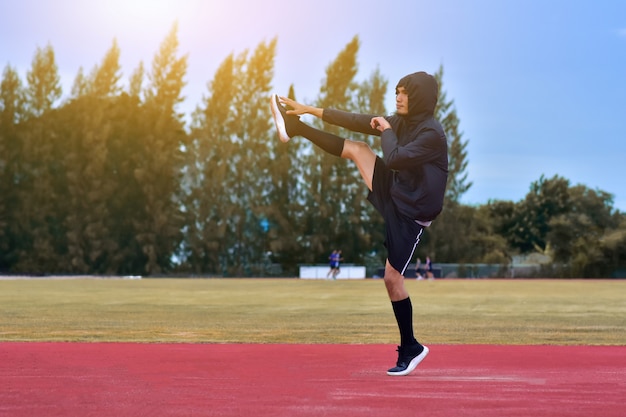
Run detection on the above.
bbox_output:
[384,260,429,376]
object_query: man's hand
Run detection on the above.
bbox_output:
[370,116,391,132]
[278,96,323,118]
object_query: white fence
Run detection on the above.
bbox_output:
[299,265,366,280]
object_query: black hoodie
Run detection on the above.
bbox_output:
[322,71,449,222]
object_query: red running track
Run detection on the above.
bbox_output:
[1,343,624,417]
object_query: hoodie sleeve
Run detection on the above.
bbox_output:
[322,108,381,136]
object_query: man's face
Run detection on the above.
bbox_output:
[395,86,409,115]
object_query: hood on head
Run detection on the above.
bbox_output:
[396,71,438,117]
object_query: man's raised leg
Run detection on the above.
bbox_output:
[340,140,376,192]
[271,94,377,191]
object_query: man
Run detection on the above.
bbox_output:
[333,249,343,279]
[327,250,338,279]
[415,257,424,280]
[270,71,448,376]
[425,255,434,279]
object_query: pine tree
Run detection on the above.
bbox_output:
[0,65,26,125]
[185,53,238,274]
[25,44,62,118]
[145,23,187,116]
[421,65,472,263]
[61,42,123,273]
[352,67,388,267]
[433,65,471,203]
[132,23,188,274]
[104,93,149,274]
[301,35,388,266]
[70,67,88,98]
[88,39,122,98]
[264,84,309,274]
[186,39,277,276]
[229,38,277,275]
[303,36,361,260]
[128,61,145,99]
[0,65,26,270]
[13,45,64,273]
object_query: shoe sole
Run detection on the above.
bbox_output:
[270,94,290,143]
[387,345,429,376]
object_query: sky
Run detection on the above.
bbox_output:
[1,0,625,211]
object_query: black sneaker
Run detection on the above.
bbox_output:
[387,343,429,376]
[270,94,291,143]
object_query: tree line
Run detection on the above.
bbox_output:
[1,26,624,278]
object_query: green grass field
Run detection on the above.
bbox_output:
[0,278,624,345]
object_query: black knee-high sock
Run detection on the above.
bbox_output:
[391,297,418,347]
[292,121,345,157]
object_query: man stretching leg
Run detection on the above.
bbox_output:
[270,71,448,376]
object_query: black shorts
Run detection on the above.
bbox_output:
[367,157,424,275]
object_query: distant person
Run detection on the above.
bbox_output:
[327,250,339,279]
[425,256,434,279]
[415,258,424,280]
[332,250,344,279]
[270,70,448,376]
